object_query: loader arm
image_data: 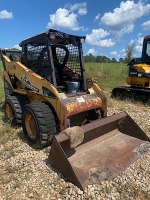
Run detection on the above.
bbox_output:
[2,54,69,130]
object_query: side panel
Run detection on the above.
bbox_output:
[126,76,150,88]
[127,63,150,88]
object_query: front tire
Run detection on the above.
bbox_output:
[22,103,58,148]
[5,95,27,125]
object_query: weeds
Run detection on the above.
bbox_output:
[59,187,67,195]
[94,185,113,195]
[116,182,150,199]
[0,123,19,144]
[0,65,4,108]
[85,62,127,91]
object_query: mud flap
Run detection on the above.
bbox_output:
[48,112,150,190]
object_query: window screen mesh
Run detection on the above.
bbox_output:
[27,44,46,60]
[26,44,51,80]
[56,44,81,75]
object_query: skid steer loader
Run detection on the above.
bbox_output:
[112,34,150,103]
[1,29,150,190]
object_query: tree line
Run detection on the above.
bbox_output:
[84,54,124,63]
[84,43,135,63]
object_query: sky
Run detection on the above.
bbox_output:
[0,0,150,60]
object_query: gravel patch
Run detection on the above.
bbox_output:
[0,99,150,199]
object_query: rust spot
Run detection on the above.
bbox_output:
[65,95,102,116]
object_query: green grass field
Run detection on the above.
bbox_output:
[0,61,3,70]
[0,61,4,119]
[85,62,127,91]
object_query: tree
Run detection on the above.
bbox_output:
[119,58,124,63]
[88,53,96,62]
[95,56,102,63]
[112,58,117,63]
[124,43,135,63]
[84,54,113,63]
[84,53,96,62]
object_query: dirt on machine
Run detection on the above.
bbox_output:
[1,29,150,190]
[112,35,150,103]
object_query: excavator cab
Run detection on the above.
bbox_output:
[142,35,150,64]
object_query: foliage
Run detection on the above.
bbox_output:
[0,61,2,70]
[84,53,124,63]
[124,43,135,63]
[0,62,4,108]
[85,62,127,91]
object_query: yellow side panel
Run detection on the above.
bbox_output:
[134,63,150,73]
[126,76,150,88]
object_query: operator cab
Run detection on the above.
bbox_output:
[142,35,150,64]
[20,29,87,94]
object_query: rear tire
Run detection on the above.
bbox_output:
[5,95,27,125]
[22,102,58,148]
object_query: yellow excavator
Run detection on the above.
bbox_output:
[112,35,150,103]
[1,29,150,190]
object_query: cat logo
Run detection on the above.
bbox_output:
[21,73,39,92]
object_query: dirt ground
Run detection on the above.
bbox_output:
[0,98,150,200]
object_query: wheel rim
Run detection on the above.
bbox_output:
[25,114,37,139]
[5,103,13,119]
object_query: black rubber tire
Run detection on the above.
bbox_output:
[22,102,59,148]
[5,95,27,125]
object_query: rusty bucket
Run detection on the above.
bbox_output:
[48,112,150,190]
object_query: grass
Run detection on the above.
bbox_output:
[85,62,128,91]
[0,61,4,110]
[94,180,150,199]
[0,61,3,70]
[115,182,150,199]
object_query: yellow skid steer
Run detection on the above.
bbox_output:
[1,29,150,190]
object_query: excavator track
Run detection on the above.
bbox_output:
[112,86,150,104]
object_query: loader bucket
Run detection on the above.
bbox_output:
[48,112,150,190]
